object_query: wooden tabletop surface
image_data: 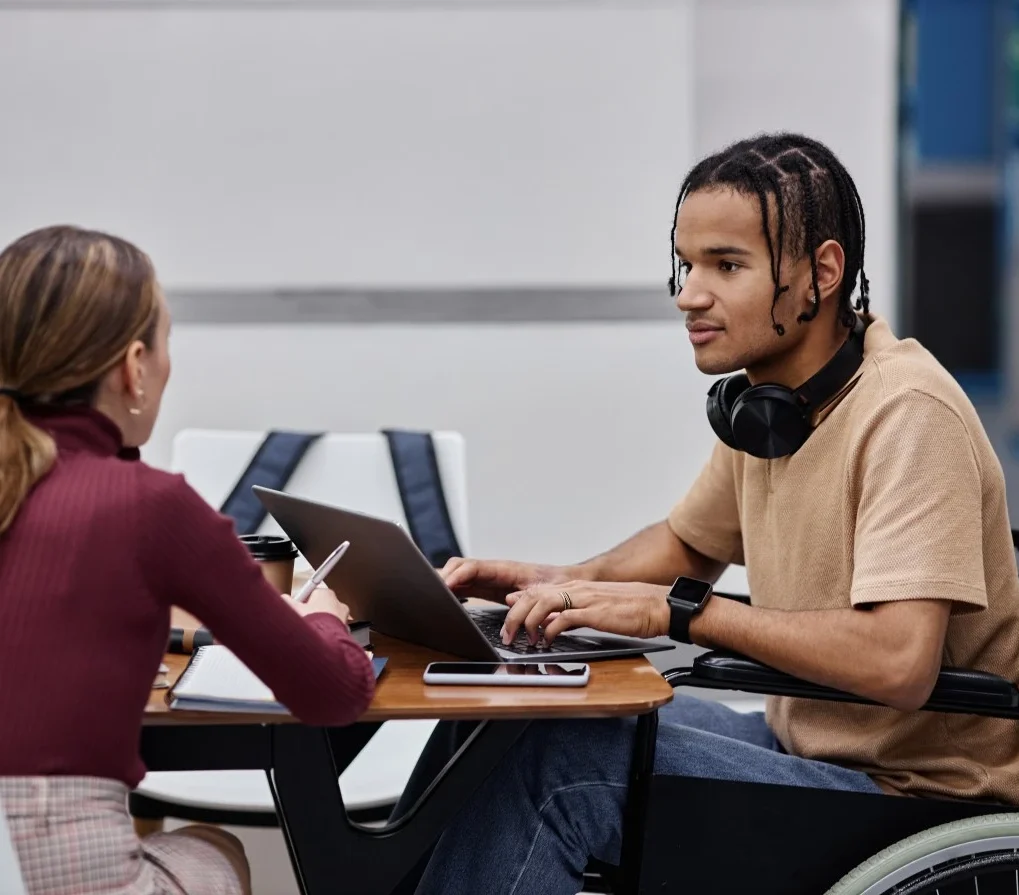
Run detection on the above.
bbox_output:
[145,630,674,727]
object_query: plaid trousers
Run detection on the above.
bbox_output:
[0,777,243,895]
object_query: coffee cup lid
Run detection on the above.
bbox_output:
[239,534,299,562]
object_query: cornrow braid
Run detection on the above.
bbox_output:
[787,153,823,325]
[668,133,870,334]
[790,135,872,321]
[737,159,791,335]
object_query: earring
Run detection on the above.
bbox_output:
[129,389,145,417]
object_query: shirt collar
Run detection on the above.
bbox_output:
[813,313,895,424]
[860,312,897,357]
[23,405,140,462]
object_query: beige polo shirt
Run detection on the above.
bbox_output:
[668,315,1019,803]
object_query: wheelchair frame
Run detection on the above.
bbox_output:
[626,635,1019,894]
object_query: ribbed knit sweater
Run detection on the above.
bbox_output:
[0,406,374,786]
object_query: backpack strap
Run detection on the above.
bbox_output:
[382,429,463,568]
[219,431,323,535]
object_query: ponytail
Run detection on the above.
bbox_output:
[0,396,57,535]
[0,225,160,534]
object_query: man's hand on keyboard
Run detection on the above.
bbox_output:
[501,581,672,646]
[440,556,578,605]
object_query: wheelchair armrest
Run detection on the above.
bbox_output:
[712,591,751,606]
[667,651,1019,717]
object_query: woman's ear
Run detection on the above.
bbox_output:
[120,340,147,401]
[813,239,845,302]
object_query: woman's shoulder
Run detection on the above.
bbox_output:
[131,461,214,516]
[129,462,241,570]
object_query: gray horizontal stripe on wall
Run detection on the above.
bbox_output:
[165,286,676,324]
[0,1,673,9]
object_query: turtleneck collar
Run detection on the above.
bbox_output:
[23,404,141,462]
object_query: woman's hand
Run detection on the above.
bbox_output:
[501,580,671,645]
[284,586,352,626]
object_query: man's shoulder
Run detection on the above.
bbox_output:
[854,335,978,427]
[840,335,997,483]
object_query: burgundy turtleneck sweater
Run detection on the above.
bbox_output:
[0,406,375,787]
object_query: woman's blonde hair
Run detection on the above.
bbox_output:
[0,225,160,535]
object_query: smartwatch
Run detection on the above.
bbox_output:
[666,577,713,644]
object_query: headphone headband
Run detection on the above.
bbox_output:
[792,315,865,409]
[706,317,867,459]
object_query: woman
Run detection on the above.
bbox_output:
[0,226,376,894]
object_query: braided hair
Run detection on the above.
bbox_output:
[668,133,870,336]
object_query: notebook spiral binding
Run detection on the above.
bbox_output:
[165,646,210,705]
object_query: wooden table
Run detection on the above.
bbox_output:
[147,632,672,723]
[142,632,674,895]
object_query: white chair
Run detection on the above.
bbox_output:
[132,429,469,831]
[0,805,28,895]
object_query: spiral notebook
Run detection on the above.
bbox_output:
[168,645,387,714]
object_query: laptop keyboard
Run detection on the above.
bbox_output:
[468,609,587,655]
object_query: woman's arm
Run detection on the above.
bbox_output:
[139,471,375,726]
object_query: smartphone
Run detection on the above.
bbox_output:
[422,661,590,687]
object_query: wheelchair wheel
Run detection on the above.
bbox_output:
[825,813,1019,894]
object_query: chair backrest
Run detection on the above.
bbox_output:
[0,806,27,895]
[171,429,471,563]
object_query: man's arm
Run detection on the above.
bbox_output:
[574,521,727,586]
[441,520,727,602]
[444,441,740,601]
[690,596,952,712]
[506,578,952,712]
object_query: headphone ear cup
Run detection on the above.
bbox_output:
[706,374,750,451]
[730,384,813,459]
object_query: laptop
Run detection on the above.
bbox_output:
[254,486,673,663]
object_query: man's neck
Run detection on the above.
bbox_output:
[746,325,850,389]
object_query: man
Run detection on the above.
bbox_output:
[413,133,1019,895]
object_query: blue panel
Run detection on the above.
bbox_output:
[915,0,998,162]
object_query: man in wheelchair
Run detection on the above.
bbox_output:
[413,133,1019,895]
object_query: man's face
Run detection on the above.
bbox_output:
[674,186,811,377]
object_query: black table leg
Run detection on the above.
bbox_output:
[617,710,659,895]
[271,719,530,895]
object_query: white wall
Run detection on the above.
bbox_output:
[154,320,713,560]
[0,0,899,599]
[693,0,900,332]
[0,2,691,288]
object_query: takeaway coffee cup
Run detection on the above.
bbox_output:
[239,534,299,594]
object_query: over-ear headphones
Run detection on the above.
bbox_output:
[706,317,866,459]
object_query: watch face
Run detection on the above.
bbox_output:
[671,577,712,605]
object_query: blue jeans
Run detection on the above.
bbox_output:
[415,694,882,895]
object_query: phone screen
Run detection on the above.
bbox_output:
[428,662,589,676]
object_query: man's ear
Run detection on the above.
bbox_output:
[813,239,845,302]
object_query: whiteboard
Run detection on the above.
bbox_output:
[0,2,693,289]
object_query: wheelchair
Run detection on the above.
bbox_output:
[622,548,1019,895]
[582,528,1019,894]
[634,643,1019,894]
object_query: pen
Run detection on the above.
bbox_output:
[293,540,350,603]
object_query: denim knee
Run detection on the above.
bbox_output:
[511,716,636,797]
